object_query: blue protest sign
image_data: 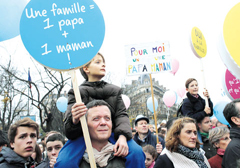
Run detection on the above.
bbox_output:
[20,115,36,122]
[20,0,105,70]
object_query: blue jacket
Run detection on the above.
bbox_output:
[133,130,165,149]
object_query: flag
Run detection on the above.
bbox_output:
[28,68,32,88]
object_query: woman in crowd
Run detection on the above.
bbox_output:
[38,142,46,161]
[31,144,42,167]
[208,126,231,168]
[154,117,210,168]
[181,78,213,122]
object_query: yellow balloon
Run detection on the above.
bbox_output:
[190,27,207,58]
[223,3,240,67]
[218,2,240,80]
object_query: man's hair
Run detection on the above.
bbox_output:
[223,99,240,127]
[185,78,197,88]
[85,100,111,118]
[165,117,201,152]
[0,130,9,147]
[166,117,178,130]
[8,118,39,144]
[46,133,65,145]
[80,52,105,81]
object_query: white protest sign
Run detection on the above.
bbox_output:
[125,41,171,76]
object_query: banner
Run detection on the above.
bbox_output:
[125,41,171,75]
[20,115,36,121]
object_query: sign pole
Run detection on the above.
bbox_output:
[200,59,209,107]
[149,74,159,144]
[190,27,209,108]
[70,70,96,168]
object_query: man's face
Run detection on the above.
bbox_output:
[87,105,112,144]
[46,140,63,160]
[198,117,212,133]
[135,120,149,134]
[10,126,37,158]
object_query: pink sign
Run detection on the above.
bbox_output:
[223,69,240,100]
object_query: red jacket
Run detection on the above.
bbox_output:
[208,154,223,168]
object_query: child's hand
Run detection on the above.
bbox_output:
[71,102,87,125]
[113,135,129,157]
[204,106,211,115]
[203,89,210,98]
[156,142,163,154]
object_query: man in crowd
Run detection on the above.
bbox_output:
[133,114,165,154]
[0,118,39,167]
[222,99,240,168]
[56,100,145,167]
[37,132,65,168]
[197,116,216,159]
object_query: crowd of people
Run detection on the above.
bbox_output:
[0,53,240,168]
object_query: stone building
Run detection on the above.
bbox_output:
[122,74,178,128]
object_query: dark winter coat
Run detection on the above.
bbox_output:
[198,131,216,159]
[222,127,240,168]
[133,130,165,149]
[64,80,132,141]
[182,92,213,122]
[35,157,49,168]
[154,154,174,168]
[0,147,34,168]
[79,153,126,168]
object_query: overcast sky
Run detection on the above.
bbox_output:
[1,0,240,105]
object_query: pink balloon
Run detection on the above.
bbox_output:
[170,59,179,75]
[163,90,176,107]
[121,94,131,109]
[176,85,186,98]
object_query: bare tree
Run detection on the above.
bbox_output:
[2,59,71,134]
[0,59,28,131]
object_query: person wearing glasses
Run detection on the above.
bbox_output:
[222,99,240,168]
[208,126,231,168]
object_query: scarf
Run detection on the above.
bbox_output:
[200,132,209,139]
[177,144,208,168]
[83,142,114,167]
[148,161,155,168]
[217,148,225,156]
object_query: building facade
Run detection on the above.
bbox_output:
[122,74,178,128]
